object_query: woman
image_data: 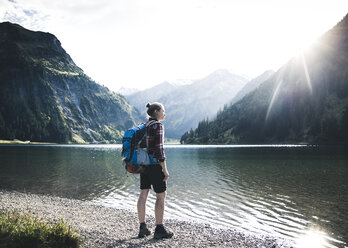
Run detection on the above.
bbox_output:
[137,102,173,239]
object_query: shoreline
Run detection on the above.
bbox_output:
[0,139,56,145]
[0,190,294,248]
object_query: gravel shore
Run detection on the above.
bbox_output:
[0,191,294,248]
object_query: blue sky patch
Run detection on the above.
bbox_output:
[23,9,37,17]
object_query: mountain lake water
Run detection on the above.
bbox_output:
[0,144,347,247]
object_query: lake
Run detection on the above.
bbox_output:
[0,144,347,247]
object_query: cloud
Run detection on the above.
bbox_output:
[1,0,115,31]
[1,0,348,91]
[1,0,49,30]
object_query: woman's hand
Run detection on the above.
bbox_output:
[160,161,169,182]
[163,168,169,182]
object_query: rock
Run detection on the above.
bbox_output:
[0,190,294,248]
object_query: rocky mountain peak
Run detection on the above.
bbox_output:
[0,22,140,143]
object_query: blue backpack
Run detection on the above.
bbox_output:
[121,120,159,174]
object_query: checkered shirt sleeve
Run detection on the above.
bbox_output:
[146,120,166,162]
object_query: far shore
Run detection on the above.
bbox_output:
[0,139,181,145]
[0,139,56,145]
[2,139,345,146]
[0,190,293,248]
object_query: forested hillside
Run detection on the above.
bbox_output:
[0,22,141,143]
[181,14,348,144]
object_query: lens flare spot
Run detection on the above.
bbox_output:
[296,229,328,248]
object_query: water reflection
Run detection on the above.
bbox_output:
[296,228,329,248]
[0,145,131,199]
[173,146,348,247]
[0,145,347,247]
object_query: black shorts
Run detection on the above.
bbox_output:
[140,164,166,193]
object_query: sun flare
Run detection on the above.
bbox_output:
[296,229,329,248]
[301,53,313,95]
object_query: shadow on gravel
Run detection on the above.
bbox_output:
[107,236,164,248]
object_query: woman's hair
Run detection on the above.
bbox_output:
[146,102,163,117]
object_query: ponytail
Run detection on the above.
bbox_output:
[146,102,163,117]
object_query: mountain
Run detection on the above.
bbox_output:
[117,87,140,96]
[166,79,193,87]
[0,22,141,143]
[181,14,348,144]
[230,70,274,105]
[127,69,248,139]
[126,81,181,113]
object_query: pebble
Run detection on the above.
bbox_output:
[0,190,294,248]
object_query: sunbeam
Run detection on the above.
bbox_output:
[301,53,313,95]
[266,79,283,121]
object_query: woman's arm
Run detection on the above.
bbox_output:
[150,122,168,181]
[151,123,166,162]
[160,161,169,182]
[156,123,168,181]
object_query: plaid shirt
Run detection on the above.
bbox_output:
[146,118,166,162]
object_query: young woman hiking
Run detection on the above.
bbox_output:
[137,102,173,239]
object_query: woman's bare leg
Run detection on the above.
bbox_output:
[155,191,166,225]
[137,189,150,223]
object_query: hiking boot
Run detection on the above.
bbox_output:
[138,225,151,238]
[154,225,174,239]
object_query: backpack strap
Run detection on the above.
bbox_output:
[146,120,160,128]
[145,120,160,136]
[136,120,159,147]
[144,120,160,155]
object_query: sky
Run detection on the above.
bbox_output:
[0,0,347,91]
